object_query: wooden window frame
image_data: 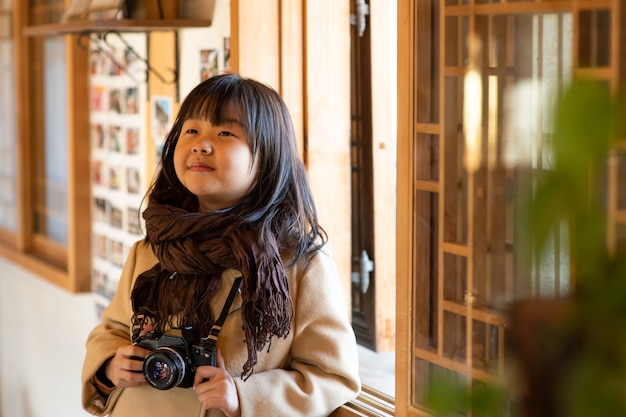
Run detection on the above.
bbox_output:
[0,0,91,293]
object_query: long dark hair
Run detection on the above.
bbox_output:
[146,73,326,265]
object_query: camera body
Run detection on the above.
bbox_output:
[135,326,217,390]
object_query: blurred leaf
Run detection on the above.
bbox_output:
[553,81,616,173]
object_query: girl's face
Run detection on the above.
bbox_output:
[174,117,258,211]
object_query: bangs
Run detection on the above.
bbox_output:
[182,81,247,127]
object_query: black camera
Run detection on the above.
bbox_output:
[135,326,217,390]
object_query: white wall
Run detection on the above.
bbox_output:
[0,258,98,417]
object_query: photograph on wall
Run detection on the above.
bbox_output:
[200,49,218,81]
[124,87,139,114]
[90,85,108,112]
[93,197,107,223]
[126,166,141,195]
[108,165,121,190]
[108,125,122,152]
[92,123,105,149]
[126,127,139,155]
[110,205,123,229]
[223,37,231,71]
[178,22,232,102]
[109,89,122,113]
[94,234,108,260]
[92,160,105,186]
[151,95,173,159]
[93,269,110,300]
[110,240,124,268]
[127,207,141,235]
[90,49,109,75]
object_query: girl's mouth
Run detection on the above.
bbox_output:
[189,161,214,171]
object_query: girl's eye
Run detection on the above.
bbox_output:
[218,131,234,137]
[186,128,198,134]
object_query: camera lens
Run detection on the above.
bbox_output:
[143,347,187,390]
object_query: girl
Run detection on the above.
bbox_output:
[81,74,361,417]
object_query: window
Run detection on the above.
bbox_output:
[0,1,16,240]
[397,0,625,415]
[0,0,91,292]
[32,36,70,266]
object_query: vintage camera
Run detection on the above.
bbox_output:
[135,326,217,390]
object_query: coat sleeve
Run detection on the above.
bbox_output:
[234,250,362,417]
[81,241,152,415]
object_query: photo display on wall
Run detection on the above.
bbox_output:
[89,32,148,316]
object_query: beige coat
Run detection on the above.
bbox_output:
[82,241,361,417]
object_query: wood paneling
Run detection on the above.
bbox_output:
[303,0,352,308]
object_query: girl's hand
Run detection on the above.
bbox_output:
[105,344,151,388]
[194,349,241,417]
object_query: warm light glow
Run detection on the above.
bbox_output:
[464,68,483,173]
[488,76,498,170]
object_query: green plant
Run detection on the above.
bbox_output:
[520,80,626,417]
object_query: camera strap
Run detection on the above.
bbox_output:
[203,276,243,348]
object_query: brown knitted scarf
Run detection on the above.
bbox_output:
[130,203,292,378]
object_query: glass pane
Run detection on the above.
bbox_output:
[578,9,611,68]
[415,0,440,124]
[414,190,439,350]
[443,73,468,245]
[442,253,467,305]
[414,359,470,414]
[33,37,68,245]
[0,2,16,233]
[444,15,468,68]
[414,134,439,181]
[471,320,502,374]
[443,311,466,365]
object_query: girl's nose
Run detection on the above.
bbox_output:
[191,139,213,154]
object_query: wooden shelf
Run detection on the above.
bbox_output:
[23,19,211,37]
